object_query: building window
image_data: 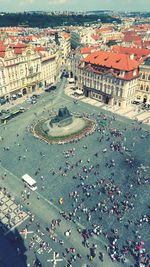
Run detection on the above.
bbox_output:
[116,87,119,96]
[141,85,143,90]
[120,88,123,97]
[146,86,149,92]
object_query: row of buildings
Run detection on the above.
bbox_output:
[0,18,150,108]
[69,20,150,108]
[69,46,150,108]
[70,23,150,49]
[0,31,71,102]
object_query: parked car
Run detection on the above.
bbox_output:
[51,85,57,90]
[132,100,142,105]
[45,85,57,92]
[1,109,10,114]
[0,98,6,105]
[11,94,17,100]
[19,107,26,112]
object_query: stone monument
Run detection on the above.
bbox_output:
[50,107,73,127]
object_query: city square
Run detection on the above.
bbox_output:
[0,80,150,267]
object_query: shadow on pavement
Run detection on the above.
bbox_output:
[0,223,27,267]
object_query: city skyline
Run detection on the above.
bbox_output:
[0,0,149,12]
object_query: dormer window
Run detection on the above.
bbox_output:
[81,62,85,67]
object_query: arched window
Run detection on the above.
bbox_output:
[116,87,119,96]
[120,88,123,97]
[142,73,145,79]
[146,86,149,92]
[141,85,143,90]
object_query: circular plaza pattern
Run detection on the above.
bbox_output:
[32,115,96,144]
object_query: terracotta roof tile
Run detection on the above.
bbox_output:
[96,27,113,34]
[0,51,5,58]
[91,34,100,41]
[14,48,23,54]
[82,50,139,71]
[80,47,94,54]
[0,45,5,51]
[34,47,46,52]
[112,46,150,61]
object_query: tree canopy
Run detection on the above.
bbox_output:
[0,13,121,28]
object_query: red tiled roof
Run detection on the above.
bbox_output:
[112,46,150,61]
[14,48,23,54]
[10,43,27,48]
[0,45,5,51]
[124,35,142,43]
[80,47,93,54]
[0,51,5,58]
[34,46,46,52]
[123,30,136,36]
[91,34,100,41]
[82,50,139,71]
[142,41,150,48]
[132,24,149,32]
[0,40,4,45]
[96,27,113,34]
[9,36,17,41]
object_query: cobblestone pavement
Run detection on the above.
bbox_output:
[0,80,150,267]
[0,187,28,234]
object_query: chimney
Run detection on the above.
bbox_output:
[130,54,134,60]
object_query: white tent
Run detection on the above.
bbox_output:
[75,90,83,95]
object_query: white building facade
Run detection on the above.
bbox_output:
[78,50,140,108]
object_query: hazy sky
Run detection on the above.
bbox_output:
[0,0,149,12]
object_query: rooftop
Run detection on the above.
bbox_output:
[80,47,93,54]
[82,50,139,71]
[112,46,150,62]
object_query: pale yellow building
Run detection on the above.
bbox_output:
[34,46,58,88]
[0,45,41,99]
[137,57,150,104]
[60,32,71,65]
[0,43,62,101]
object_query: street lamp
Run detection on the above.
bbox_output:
[47,252,63,267]
[19,228,34,239]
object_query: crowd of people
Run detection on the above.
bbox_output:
[0,108,150,267]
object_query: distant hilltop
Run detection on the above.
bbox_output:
[0,12,121,28]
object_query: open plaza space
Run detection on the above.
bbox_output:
[0,79,150,267]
